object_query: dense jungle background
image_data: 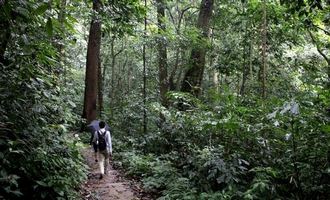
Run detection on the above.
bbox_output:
[0,0,329,199]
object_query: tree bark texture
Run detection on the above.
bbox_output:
[82,0,101,124]
[181,0,214,97]
[157,0,168,107]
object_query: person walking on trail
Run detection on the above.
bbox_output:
[92,121,112,179]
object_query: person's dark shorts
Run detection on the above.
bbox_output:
[92,143,98,152]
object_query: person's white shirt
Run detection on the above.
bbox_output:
[93,128,112,154]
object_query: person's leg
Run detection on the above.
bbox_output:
[94,152,98,162]
[103,151,109,174]
[93,143,98,162]
[98,152,105,178]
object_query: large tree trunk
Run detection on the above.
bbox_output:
[157,0,168,107]
[82,0,102,124]
[181,0,214,97]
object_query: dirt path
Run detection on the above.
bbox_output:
[81,148,150,200]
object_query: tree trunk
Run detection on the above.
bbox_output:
[240,4,250,96]
[175,50,185,90]
[108,39,124,106]
[168,6,191,91]
[58,0,66,26]
[260,0,267,98]
[57,0,66,67]
[157,0,168,107]
[143,0,147,134]
[240,37,252,96]
[128,62,132,94]
[82,0,102,124]
[169,48,180,90]
[181,0,214,97]
[110,39,115,103]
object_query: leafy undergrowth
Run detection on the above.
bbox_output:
[0,128,87,199]
[111,91,330,200]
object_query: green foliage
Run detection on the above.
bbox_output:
[96,0,329,199]
[2,0,329,199]
[0,128,87,199]
[0,0,87,199]
[243,167,278,199]
[112,88,329,199]
[119,151,155,177]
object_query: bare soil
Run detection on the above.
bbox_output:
[81,148,151,200]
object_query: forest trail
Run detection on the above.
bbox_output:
[81,148,149,200]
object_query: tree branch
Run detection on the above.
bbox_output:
[308,29,330,65]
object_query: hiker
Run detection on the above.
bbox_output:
[92,121,112,179]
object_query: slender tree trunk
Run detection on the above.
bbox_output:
[209,28,219,91]
[110,39,115,103]
[58,0,66,78]
[181,0,214,97]
[82,0,102,124]
[142,0,147,134]
[261,0,267,98]
[108,39,124,105]
[169,49,180,90]
[58,0,66,26]
[121,56,128,97]
[128,62,132,94]
[168,6,191,91]
[240,4,250,96]
[102,57,108,95]
[157,0,168,107]
[175,50,185,90]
